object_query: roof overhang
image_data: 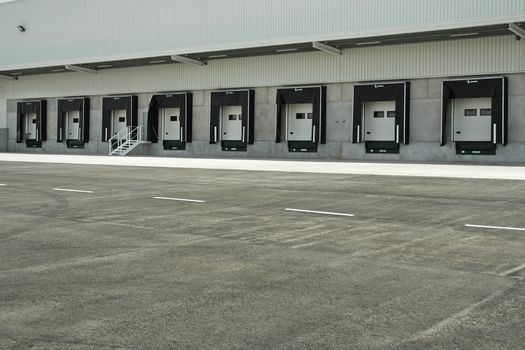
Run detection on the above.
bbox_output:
[1,21,524,78]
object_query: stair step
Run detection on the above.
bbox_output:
[109,133,143,156]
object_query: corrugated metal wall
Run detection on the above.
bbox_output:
[4,35,525,100]
[1,0,525,69]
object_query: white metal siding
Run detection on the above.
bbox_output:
[3,35,525,100]
[1,0,525,69]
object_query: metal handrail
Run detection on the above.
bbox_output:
[108,125,142,155]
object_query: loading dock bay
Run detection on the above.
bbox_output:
[12,77,515,159]
[0,161,524,349]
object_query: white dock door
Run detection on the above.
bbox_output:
[453,98,492,142]
[221,105,243,141]
[25,112,37,140]
[67,110,80,140]
[287,103,313,141]
[363,101,396,142]
[112,109,127,135]
[162,107,181,141]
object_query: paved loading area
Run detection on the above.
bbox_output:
[0,161,524,349]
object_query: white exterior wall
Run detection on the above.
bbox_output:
[1,0,525,69]
[2,35,525,101]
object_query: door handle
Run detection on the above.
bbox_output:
[290,132,294,135]
[366,131,371,135]
[224,132,227,135]
[456,131,461,134]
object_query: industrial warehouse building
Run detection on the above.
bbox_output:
[0,0,525,163]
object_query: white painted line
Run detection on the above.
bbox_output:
[404,287,508,342]
[153,196,206,203]
[53,188,94,194]
[465,224,525,232]
[500,262,525,277]
[177,237,218,246]
[291,241,320,249]
[92,221,149,230]
[282,229,338,243]
[284,208,354,217]
[0,184,6,186]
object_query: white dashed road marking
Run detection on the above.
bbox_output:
[465,224,525,232]
[291,241,320,249]
[153,196,206,203]
[282,229,338,243]
[53,188,94,193]
[285,208,354,217]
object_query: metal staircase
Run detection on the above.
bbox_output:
[108,126,148,156]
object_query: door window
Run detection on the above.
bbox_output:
[480,108,492,116]
[386,111,396,118]
[170,116,178,122]
[373,111,385,118]
[296,113,306,119]
[73,118,79,123]
[464,109,477,117]
[228,115,237,121]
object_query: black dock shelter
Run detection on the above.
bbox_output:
[147,92,193,150]
[57,97,90,148]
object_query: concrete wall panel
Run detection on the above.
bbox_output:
[4,74,525,164]
[0,128,7,152]
[409,99,441,142]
